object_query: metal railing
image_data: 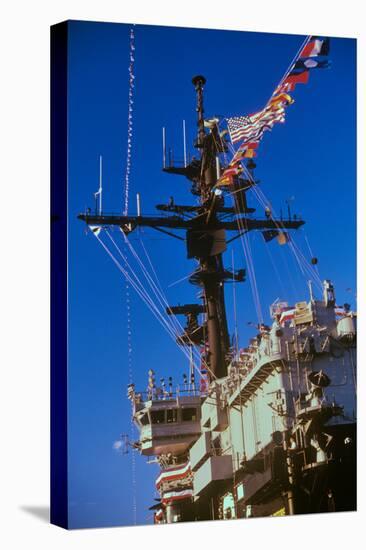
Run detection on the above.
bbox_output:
[135,386,205,402]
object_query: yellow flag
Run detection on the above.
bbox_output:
[270,93,294,107]
[217,175,233,186]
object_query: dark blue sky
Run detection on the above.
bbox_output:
[67,21,356,528]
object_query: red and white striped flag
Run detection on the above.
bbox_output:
[227,106,285,144]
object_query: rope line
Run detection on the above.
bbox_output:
[124,279,137,525]
[241,162,323,291]
[220,138,322,309]
[121,231,217,380]
[123,28,135,216]
[264,35,311,105]
[93,228,216,381]
[120,27,137,525]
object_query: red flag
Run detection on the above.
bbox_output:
[300,37,330,58]
[284,70,309,85]
[245,142,259,149]
[223,163,243,177]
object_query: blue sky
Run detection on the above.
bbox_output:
[66,21,356,528]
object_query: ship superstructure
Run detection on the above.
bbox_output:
[127,283,356,521]
[79,51,356,522]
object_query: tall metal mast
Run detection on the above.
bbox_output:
[190,75,230,378]
[78,76,305,380]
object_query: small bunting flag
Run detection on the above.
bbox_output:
[222,34,330,179]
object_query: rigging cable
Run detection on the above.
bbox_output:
[126,231,217,378]
[123,28,135,216]
[125,280,137,525]
[95,228,216,381]
[303,230,321,280]
[216,34,319,305]
[239,160,323,292]
[94,230,198,369]
[220,47,326,300]
[105,230,189,345]
[264,35,311,106]
[253,182,322,292]
[216,123,264,324]
[122,26,137,525]
[232,249,239,355]
[261,232,288,299]
[221,140,265,322]
[249,179,323,289]
[249,182,309,294]
[230,178,263,323]
[120,230,217,379]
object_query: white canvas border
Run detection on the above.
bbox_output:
[0,1,364,549]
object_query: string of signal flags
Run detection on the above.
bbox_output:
[217,35,331,187]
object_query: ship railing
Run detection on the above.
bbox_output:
[165,156,188,168]
[134,387,205,402]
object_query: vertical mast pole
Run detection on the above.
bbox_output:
[192,75,206,149]
[99,155,103,215]
[183,120,187,168]
[232,249,239,355]
[308,280,314,302]
[162,127,166,169]
[191,75,229,380]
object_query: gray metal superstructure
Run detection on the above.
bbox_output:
[128,284,356,521]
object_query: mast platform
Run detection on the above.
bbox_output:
[77,212,305,232]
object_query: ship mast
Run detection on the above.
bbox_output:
[190,75,230,378]
[78,76,305,380]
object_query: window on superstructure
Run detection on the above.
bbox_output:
[151,410,165,424]
[167,409,178,423]
[182,408,197,421]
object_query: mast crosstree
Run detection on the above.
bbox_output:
[78,76,304,380]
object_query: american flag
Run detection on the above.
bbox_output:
[227,115,256,143]
[227,107,285,144]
